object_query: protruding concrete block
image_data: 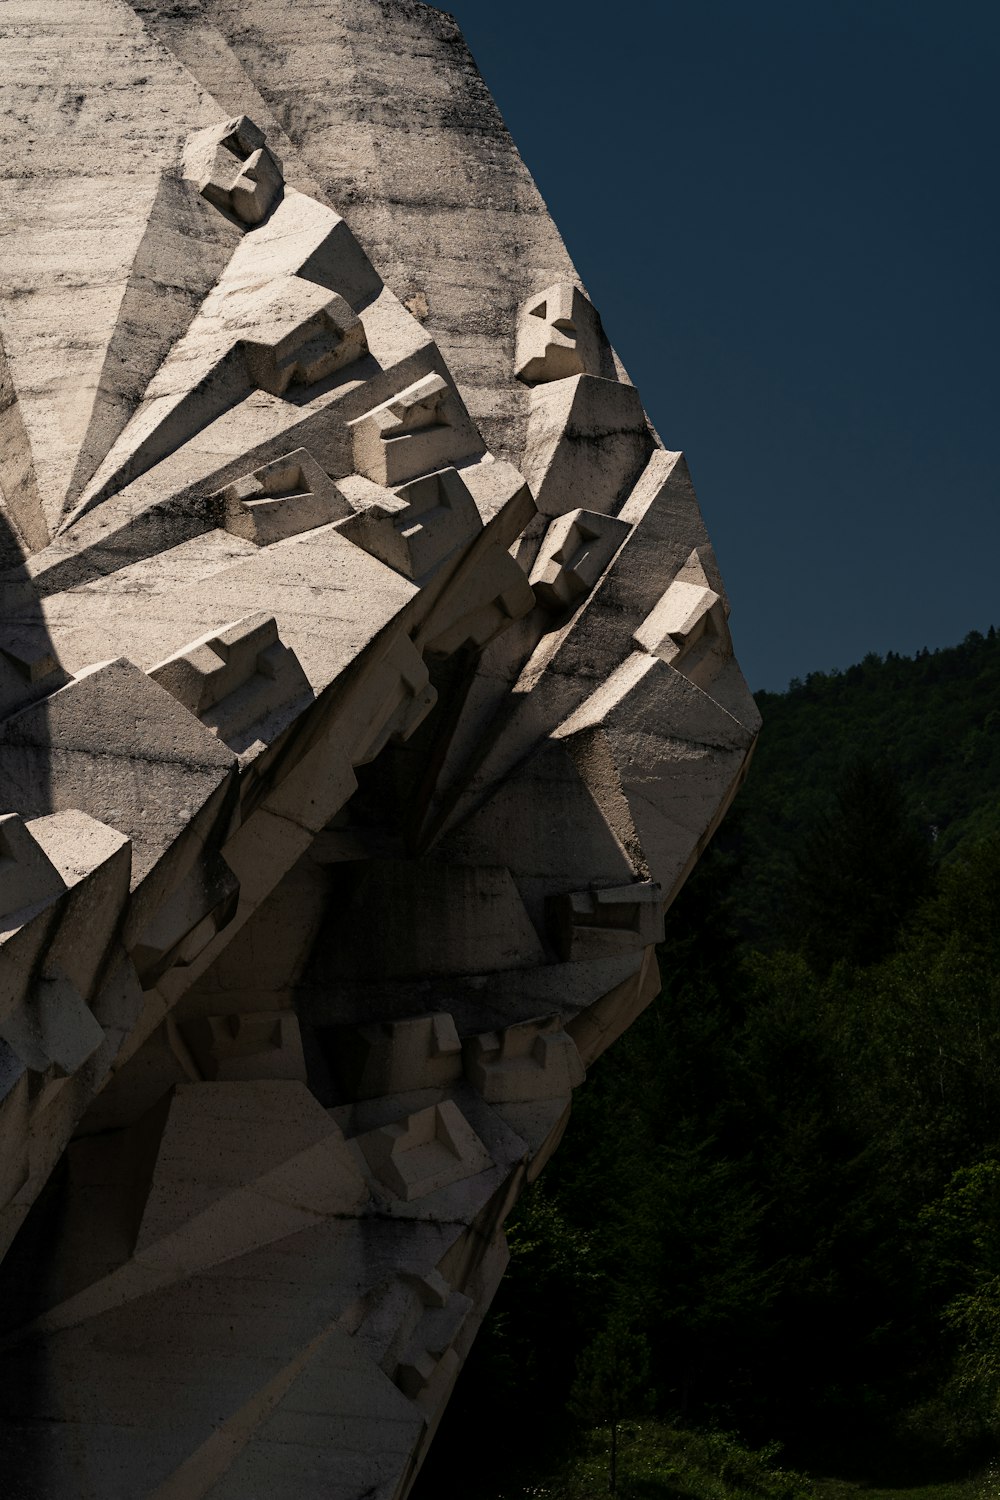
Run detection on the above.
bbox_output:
[149,612,313,748]
[530,508,631,612]
[567,946,663,1068]
[0,966,104,1076]
[633,548,734,686]
[524,374,654,517]
[395,1284,472,1409]
[0,658,236,905]
[515,283,604,384]
[179,1010,307,1082]
[464,1016,585,1103]
[240,277,367,396]
[0,813,66,936]
[0,629,66,687]
[331,1013,463,1100]
[348,371,482,486]
[548,881,664,961]
[130,854,241,990]
[336,632,437,767]
[337,466,481,580]
[184,114,284,226]
[357,1099,492,1201]
[220,448,351,545]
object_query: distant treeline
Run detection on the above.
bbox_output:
[416,627,1000,1499]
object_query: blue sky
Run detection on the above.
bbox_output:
[445,0,999,691]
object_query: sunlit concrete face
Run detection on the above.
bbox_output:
[0,2,760,1495]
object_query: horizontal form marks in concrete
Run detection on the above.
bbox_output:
[0,2,759,1496]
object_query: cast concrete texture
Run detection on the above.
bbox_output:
[0,1,762,1494]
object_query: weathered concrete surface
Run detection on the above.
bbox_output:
[0,2,760,1496]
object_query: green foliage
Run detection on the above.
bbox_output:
[789,755,933,968]
[570,1314,652,1492]
[413,632,1000,1500]
[491,1421,813,1500]
[734,627,1000,943]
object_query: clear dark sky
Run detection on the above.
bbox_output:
[445,0,999,691]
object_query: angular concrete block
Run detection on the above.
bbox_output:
[524,374,654,517]
[0,658,236,898]
[336,632,437,767]
[348,371,482,486]
[184,114,285,226]
[357,1099,492,1202]
[149,612,313,751]
[179,1010,307,1082]
[548,880,665,961]
[633,547,734,687]
[130,854,241,991]
[395,1286,472,1408]
[0,966,104,1077]
[220,448,351,546]
[530,507,631,612]
[567,946,663,1068]
[331,1012,463,1101]
[463,1016,585,1104]
[515,282,605,384]
[0,812,66,936]
[337,465,482,580]
[419,540,536,659]
[239,278,368,397]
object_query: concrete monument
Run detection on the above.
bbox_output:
[0,2,760,1494]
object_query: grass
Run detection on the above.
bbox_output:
[495,1420,813,1500]
[489,1424,996,1500]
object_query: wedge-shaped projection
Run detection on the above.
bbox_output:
[238,278,366,396]
[149,612,312,750]
[330,1012,463,1100]
[337,632,438,766]
[0,812,67,934]
[183,115,284,226]
[0,629,71,728]
[396,1281,473,1407]
[524,374,654,517]
[133,1082,365,1265]
[129,853,240,990]
[16,1081,368,1341]
[555,654,757,898]
[0,659,235,896]
[0,967,104,1078]
[72,269,367,520]
[180,1010,307,1082]
[357,1099,492,1201]
[548,881,665,962]
[634,547,733,688]
[464,1016,585,1104]
[530,507,631,612]
[348,371,482,486]
[220,448,351,545]
[338,466,481,579]
[515,283,605,384]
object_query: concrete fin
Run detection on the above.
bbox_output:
[0,329,48,559]
[60,173,240,519]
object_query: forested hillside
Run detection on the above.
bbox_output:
[415,628,1000,1500]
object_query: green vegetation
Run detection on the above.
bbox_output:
[412,629,1000,1500]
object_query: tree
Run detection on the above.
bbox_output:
[569,1312,651,1493]
[791,754,933,970]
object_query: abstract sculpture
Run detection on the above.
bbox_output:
[0,3,760,1494]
